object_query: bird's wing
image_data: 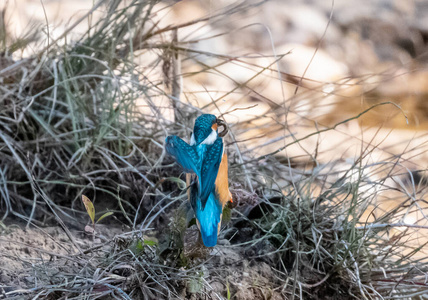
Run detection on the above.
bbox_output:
[200,137,223,209]
[188,175,199,212]
[165,135,199,174]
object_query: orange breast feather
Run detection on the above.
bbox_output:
[215,152,232,207]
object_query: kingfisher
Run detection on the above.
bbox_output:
[165,114,232,247]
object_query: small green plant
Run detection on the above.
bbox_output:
[129,237,158,256]
[226,280,232,300]
[81,194,114,234]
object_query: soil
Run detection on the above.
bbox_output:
[0,220,285,299]
[0,221,126,298]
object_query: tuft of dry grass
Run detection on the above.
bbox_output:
[1,0,428,299]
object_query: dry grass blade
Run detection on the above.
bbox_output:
[1,0,428,299]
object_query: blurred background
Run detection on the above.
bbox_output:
[3,0,427,164]
[2,0,428,238]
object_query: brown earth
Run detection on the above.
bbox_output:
[0,221,285,299]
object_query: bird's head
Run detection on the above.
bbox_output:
[190,114,228,146]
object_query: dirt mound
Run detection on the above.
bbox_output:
[0,223,124,294]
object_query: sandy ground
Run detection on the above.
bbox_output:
[0,223,124,292]
[0,221,285,299]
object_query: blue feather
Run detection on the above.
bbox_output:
[198,137,223,209]
[195,191,222,247]
[165,135,199,174]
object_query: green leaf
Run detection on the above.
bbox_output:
[82,194,95,224]
[143,239,157,246]
[227,281,231,300]
[129,240,144,255]
[96,211,114,224]
[136,240,144,251]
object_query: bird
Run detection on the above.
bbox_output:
[165,114,232,247]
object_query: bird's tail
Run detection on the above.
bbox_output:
[195,192,222,247]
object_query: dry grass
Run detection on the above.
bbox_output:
[1,0,428,299]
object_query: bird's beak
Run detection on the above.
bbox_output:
[216,118,228,137]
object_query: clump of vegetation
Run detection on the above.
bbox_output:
[239,160,428,299]
[0,0,169,226]
[1,0,428,299]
